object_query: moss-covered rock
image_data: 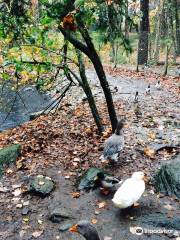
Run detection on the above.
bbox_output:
[154,155,180,198]
[29,175,55,197]
[0,144,21,175]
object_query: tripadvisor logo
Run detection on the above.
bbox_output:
[130,226,143,235]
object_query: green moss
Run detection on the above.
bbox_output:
[0,144,21,175]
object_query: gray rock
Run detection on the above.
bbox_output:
[0,144,21,176]
[49,207,72,223]
[59,223,72,232]
[154,155,180,198]
[22,208,30,215]
[29,175,54,197]
[137,213,180,230]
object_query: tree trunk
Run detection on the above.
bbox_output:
[59,25,118,132]
[125,0,129,39]
[174,0,180,56]
[153,0,164,63]
[76,50,103,134]
[163,45,170,76]
[169,7,177,63]
[31,0,39,22]
[138,0,149,65]
[88,50,117,132]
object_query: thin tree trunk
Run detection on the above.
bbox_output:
[153,0,164,63]
[125,0,129,39]
[174,0,180,56]
[169,8,176,63]
[163,45,170,76]
[59,24,118,132]
[76,50,103,134]
[138,0,149,65]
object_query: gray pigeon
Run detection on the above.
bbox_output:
[100,120,125,163]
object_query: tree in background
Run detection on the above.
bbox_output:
[138,0,149,65]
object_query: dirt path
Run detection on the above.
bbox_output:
[0,69,179,240]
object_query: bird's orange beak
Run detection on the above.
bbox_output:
[69,224,78,232]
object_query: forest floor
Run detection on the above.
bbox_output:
[0,67,179,240]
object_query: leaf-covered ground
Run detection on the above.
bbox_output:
[0,68,179,240]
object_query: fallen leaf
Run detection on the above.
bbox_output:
[23,217,29,223]
[98,201,107,209]
[91,218,97,224]
[37,219,43,225]
[144,147,155,158]
[32,230,43,238]
[12,188,22,197]
[104,237,112,240]
[6,168,13,174]
[38,181,45,186]
[16,203,23,208]
[71,192,80,198]
[163,204,175,211]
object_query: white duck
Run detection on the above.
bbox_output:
[112,171,145,209]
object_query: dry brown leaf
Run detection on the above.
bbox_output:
[32,230,43,238]
[91,218,97,224]
[12,188,22,197]
[98,201,107,209]
[71,192,80,198]
[144,147,155,158]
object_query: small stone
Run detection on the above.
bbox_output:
[22,208,29,215]
[59,223,72,232]
[49,207,72,223]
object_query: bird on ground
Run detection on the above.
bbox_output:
[155,80,161,90]
[100,119,125,163]
[145,84,151,95]
[112,171,145,209]
[94,172,122,194]
[177,67,180,77]
[69,220,101,240]
[134,91,139,103]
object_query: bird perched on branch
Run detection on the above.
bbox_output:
[112,171,145,209]
[70,220,101,240]
[100,119,125,163]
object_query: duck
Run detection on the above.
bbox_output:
[69,220,101,240]
[145,84,151,95]
[134,91,139,103]
[177,67,180,77]
[112,171,145,209]
[100,119,125,163]
[155,80,161,90]
[94,172,122,193]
